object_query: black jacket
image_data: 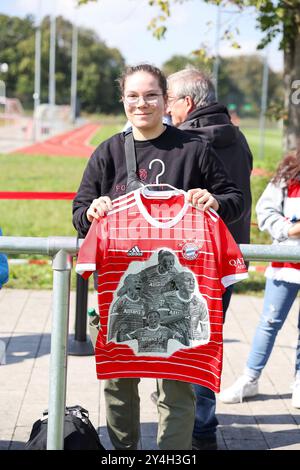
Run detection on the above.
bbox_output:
[72,125,244,237]
[179,103,253,244]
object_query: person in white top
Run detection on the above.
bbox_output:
[219,149,300,408]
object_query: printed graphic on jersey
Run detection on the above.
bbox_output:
[107,248,210,356]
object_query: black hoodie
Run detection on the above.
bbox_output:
[72,125,243,238]
[179,103,253,244]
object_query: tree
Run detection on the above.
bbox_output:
[162,53,213,76]
[162,53,283,116]
[0,14,125,113]
[145,0,300,150]
[219,55,283,117]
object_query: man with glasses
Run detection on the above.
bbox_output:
[166,67,253,451]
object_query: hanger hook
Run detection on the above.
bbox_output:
[149,159,165,184]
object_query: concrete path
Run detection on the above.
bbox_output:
[0,288,299,450]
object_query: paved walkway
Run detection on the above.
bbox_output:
[0,288,299,451]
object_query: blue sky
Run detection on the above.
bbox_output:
[0,0,283,72]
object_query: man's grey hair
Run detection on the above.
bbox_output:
[167,67,216,108]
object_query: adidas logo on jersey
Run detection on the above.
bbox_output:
[127,246,143,257]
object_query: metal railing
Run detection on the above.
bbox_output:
[0,235,300,450]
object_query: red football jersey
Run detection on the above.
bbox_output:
[76,189,248,392]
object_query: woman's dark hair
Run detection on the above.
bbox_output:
[271,148,300,185]
[117,63,167,97]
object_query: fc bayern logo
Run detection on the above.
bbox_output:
[182,243,199,260]
[138,168,148,181]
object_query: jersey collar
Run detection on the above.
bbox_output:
[134,188,189,228]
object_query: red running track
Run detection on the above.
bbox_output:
[12,122,99,158]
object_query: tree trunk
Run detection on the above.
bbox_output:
[284,18,300,151]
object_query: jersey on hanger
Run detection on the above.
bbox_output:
[76,188,248,392]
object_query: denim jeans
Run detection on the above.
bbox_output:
[244,278,300,380]
[192,285,234,441]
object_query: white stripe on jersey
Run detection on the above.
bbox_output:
[202,293,222,301]
[96,370,220,389]
[98,350,223,365]
[194,274,219,280]
[207,208,219,221]
[75,263,96,274]
[111,191,136,206]
[109,201,137,215]
[107,249,182,253]
[97,359,221,379]
[222,272,248,288]
[109,226,208,234]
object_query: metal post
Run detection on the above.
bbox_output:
[75,275,88,341]
[47,249,72,450]
[68,274,94,356]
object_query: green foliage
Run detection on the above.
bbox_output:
[77,0,97,4]
[162,53,283,118]
[0,14,125,112]
[219,55,283,117]
[233,269,266,296]
[162,53,213,76]
[147,0,300,48]
[6,263,84,291]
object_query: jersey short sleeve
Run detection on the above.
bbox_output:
[211,211,248,289]
[75,217,108,279]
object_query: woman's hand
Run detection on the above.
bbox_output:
[86,196,113,222]
[187,188,219,212]
[288,221,300,238]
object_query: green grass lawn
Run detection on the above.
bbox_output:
[89,113,126,146]
[1,118,283,290]
[242,126,283,171]
[90,124,124,146]
[0,154,87,237]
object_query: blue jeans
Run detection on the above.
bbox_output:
[193,285,234,441]
[245,278,300,379]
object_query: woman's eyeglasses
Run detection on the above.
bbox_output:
[123,93,163,106]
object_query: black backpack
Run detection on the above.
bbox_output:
[24,405,105,450]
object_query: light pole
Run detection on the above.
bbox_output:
[0,63,9,110]
[33,0,42,141]
[213,4,221,100]
[70,22,78,124]
[49,12,56,106]
[259,52,269,159]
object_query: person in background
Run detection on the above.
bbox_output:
[0,227,9,365]
[166,67,253,450]
[219,149,300,409]
[0,228,9,289]
[73,63,244,451]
